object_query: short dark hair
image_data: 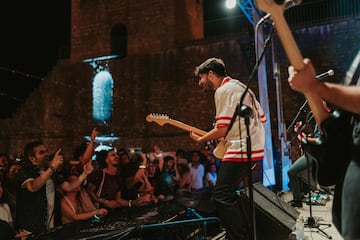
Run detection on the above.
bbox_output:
[95,148,116,169]
[73,141,88,160]
[164,155,174,162]
[23,140,43,161]
[194,58,227,77]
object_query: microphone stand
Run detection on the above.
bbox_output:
[237,103,256,240]
[302,143,332,239]
[227,19,275,240]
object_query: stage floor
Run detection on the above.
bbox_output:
[282,190,343,240]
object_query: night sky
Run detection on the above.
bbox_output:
[0,0,70,118]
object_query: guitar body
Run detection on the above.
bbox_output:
[213,139,230,159]
[302,110,353,186]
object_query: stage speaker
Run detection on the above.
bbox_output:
[241,182,300,240]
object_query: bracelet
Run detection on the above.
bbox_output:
[92,214,100,222]
[139,165,146,169]
[128,200,132,207]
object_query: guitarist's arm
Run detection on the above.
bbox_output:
[190,126,227,143]
[289,58,360,115]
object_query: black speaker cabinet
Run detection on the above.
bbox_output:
[241,182,300,240]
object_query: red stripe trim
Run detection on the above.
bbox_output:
[216,116,232,121]
[225,149,264,155]
[222,156,264,162]
[220,77,232,86]
[216,123,229,128]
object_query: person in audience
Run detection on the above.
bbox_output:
[61,175,107,224]
[145,161,160,192]
[0,219,15,240]
[4,162,22,221]
[69,128,98,176]
[205,163,217,188]
[148,145,164,163]
[121,154,156,205]
[16,140,93,235]
[0,178,13,228]
[118,150,131,177]
[0,153,9,182]
[176,162,191,191]
[155,155,178,200]
[87,149,125,209]
[175,149,189,166]
[87,149,132,209]
[189,151,205,190]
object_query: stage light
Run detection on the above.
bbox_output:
[92,70,113,125]
[83,55,119,126]
[225,0,237,9]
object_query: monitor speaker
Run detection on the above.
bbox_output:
[241,182,300,240]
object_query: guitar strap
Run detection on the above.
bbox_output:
[342,48,360,86]
[346,48,360,146]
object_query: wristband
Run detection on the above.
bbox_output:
[139,165,146,169]
[128,200,132,207]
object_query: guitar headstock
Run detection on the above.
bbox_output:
[255,0,286,16]
[146,113,170,126]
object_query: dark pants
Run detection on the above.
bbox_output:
[213,161,258,240]
[288,155,314,202]
[341,160,360,239]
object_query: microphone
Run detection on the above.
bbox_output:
[316,69,334,80]
[258,0,302,23]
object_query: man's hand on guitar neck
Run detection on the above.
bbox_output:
[190,131,202,143]
[288,58,320,94]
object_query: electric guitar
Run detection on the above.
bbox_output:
[146,113,227,158]
[255,0,353,186]
[146,113,208,136]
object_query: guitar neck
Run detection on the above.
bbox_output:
[166,119,208,136]
[271,13,329,126]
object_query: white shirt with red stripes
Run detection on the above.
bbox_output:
[215,77,266,162]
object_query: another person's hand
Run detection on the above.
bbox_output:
[51,149,64,169]
[106,200,120,209]
[95,208,108,217]
[90,128,99,142]
[83,161,94,176]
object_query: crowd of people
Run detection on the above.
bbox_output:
[0,128,219,239]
